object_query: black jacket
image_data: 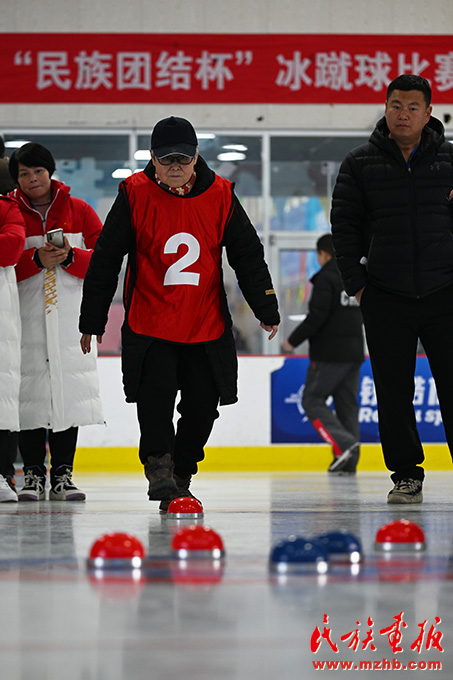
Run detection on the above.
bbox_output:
[287,258,364,363]
[331,116,453,298]
[79,156,279,405]
[0,158,16,195]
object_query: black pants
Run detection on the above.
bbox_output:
[19,427,79,474]
[0,430,18,478]
[360,283,453,482]
[136,341,220,478]
[302,361,361,456]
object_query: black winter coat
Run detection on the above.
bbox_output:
[287,258,364,363]
[79,156,280,405]
[331,116,453,298]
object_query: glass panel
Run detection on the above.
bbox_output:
[136,132,265,354]
[4,134,129,221]
[3,131,376,357]
[278,249,319,353]
[270,136,368,232]
[137,132,263,230]
[268,135,370,355]
[4,133,130,356]
[221,252,264,355]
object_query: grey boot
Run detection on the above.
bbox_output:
[159,474,202,513]
[144,453,178,500]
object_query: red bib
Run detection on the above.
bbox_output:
[125,172,233,343]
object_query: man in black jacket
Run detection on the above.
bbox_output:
[331,74,453,504]
[283,234,364,474]
[79,116,279,510]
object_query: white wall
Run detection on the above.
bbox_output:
[2,0,452,130]
[77,355,285,448]
[4,0,451,38]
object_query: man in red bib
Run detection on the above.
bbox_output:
[79,116,279,510]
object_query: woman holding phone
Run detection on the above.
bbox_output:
[9,143,104,501]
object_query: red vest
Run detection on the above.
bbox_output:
[125,172,233,343]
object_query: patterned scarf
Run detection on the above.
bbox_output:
[44,267,57,314]
[155,171,196,196]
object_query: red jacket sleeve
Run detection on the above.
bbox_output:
[15,247,41,282]
[64,200,103,279]
[0,198,26,267]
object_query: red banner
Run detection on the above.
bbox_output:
[1,33,453,104]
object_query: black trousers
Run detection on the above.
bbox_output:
[136,341,220,478]
[302,361,361,456]
[19,427,79,474]
[360,283,453,482]
[0,430,18,477]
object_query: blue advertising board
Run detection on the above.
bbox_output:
[271,357,444,444]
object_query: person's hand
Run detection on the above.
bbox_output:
[80,333,103,354]
[282,339,294,353]
[450,189,453,201]
[38,236,72,269]
[260,322,278,340]
[355,287,365,305]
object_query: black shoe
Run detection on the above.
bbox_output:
[50,466,86,501]
[328,443,360,475]
[144,454,178,501]
[18,466,46,501]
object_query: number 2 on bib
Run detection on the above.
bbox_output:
[163,232,200,286]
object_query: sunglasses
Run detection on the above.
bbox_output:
[156,155,195,166]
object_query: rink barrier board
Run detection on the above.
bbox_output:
[74,444,452,472]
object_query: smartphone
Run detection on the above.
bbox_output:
[46,228,65,249]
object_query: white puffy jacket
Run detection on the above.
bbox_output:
[13,181,104,432]
[0,197,25,431]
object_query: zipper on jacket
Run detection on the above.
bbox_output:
[406,158,420,298]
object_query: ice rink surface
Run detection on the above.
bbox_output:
[0,470,452,679]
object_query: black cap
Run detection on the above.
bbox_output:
[150,116,198,158]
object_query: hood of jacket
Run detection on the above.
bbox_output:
[369,115,445,161]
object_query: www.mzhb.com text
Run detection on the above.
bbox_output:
[312,658,441,671]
